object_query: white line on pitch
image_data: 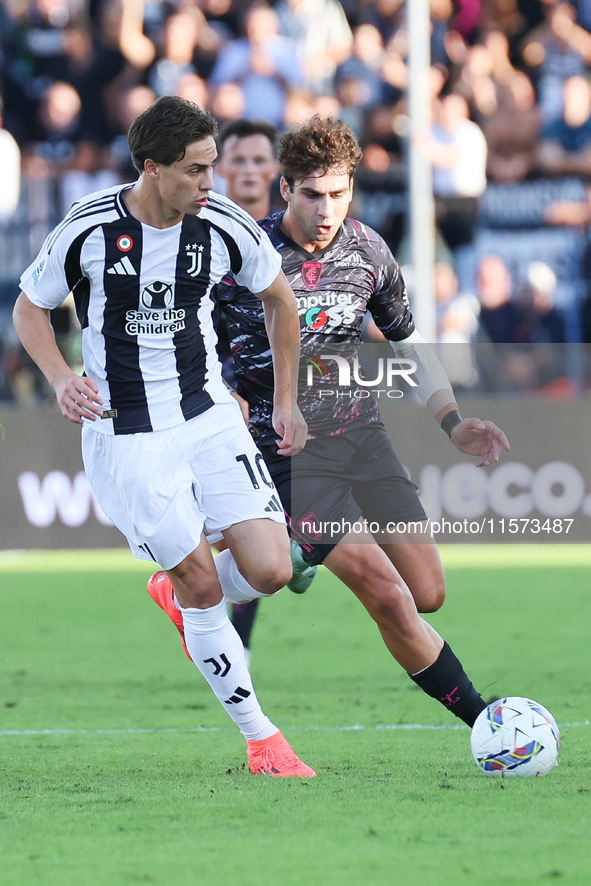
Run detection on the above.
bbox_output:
[0,721,588,737]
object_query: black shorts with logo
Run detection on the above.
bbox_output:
[257,423,427,567]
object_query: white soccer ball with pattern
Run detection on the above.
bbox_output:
[470,696,560,777]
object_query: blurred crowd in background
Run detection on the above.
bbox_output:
[1,0,591,404]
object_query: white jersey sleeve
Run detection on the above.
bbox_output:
[233,226,281,294]
[202,193,281,294]
[20,230,74,309]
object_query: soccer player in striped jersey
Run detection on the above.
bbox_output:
[147,115,511,733]
[13,96,315,778]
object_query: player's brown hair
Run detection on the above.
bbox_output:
[278,116,363,189]
[219,119,278,152]
[128,95,219,172]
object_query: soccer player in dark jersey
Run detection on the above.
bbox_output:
[148,115,510,734]
[12,96,315,778]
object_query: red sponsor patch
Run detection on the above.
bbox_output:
[301,261,323,290]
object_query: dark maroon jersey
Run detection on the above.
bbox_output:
[218,212,415,442]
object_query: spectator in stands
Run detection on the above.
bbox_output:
[435,259,480,345]
[520,1,591,124]
[22,80,119,214]
[175,71,210,108]
[536,74,591,177]
[147,11,201,98]
[108,83,155,181]
[476,253,528,344]
[450,42,498,120]
[209,81,247,126]
[428,92,488,274]
[275,0,353,95]
[335,23,385,113]
[483,70,541,182]
[434,258,480,389]
[0,97,21,223]
[147,9,223,98]
[356,0,404,46]
[210,1,303,126]
[474,253,544,392]
[451,31,518,123]
[518,260,566,345]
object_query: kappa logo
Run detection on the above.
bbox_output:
[107,256,137,276]
[301,261,323,290]
[186,243,204,277]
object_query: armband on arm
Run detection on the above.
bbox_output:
[440,409,463,438]
[389,329,458,418]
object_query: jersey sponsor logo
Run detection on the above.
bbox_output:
[296,291,354,310]
[140,280,174,310]
[31,259,46,286]
[305,307,328,329]
[303,304,356,330]
[301,260,323,290]
[186,243,204,277]
[116,235,134,252]
[125,282,186,335]
[107,255,137,276]
[333,252,373,271]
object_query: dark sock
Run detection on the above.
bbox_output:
[409,642,486,727]
[230,598,260,649]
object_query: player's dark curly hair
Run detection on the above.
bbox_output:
[278,116,363,189]
[128,95,219,172]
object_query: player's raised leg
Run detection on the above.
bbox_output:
[167,531,315,778]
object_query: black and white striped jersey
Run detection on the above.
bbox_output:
[20,184,281,435]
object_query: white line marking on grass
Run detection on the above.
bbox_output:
[1,721,588,737]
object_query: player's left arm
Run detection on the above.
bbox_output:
[392,329,510,467]
[254,269,307,456]
[367,240,509,467]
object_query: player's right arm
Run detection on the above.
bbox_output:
[12,292,103,424]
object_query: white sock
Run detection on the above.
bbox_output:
[215,548,278,604]
[180,599,277,742]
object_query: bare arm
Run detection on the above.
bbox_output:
[12,292,103,424]
[392,331,511,467]
[254,270,307,456]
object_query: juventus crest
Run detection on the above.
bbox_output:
[186,243,204,277]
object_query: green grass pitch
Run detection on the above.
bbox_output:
[1,545,590,886]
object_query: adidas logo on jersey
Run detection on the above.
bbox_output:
[107,256,137,276]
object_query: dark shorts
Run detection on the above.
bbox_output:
[258,424,426,567]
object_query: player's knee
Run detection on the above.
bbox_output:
[244,560,292,595]
[348,561,411,622]
[415,577,446,613]
[369,577,414,624]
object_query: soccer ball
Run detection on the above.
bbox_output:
[470,697,560,777]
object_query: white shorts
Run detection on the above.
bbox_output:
[81,402,286,569]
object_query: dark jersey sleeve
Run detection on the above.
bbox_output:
[367,236,415,342]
